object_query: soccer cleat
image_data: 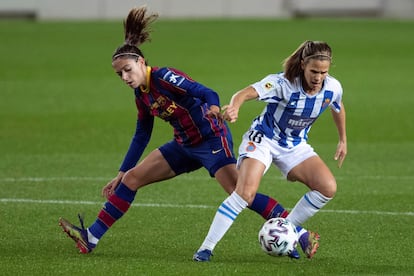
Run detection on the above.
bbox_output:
[193,249,213,262]
[58,214,96,254]
[288,248,300,259]
[299,231,320,259]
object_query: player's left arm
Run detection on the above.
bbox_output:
[183,81,223,123]
[331,101,347,168]
[168,73,223,122]
[161,68,222,119]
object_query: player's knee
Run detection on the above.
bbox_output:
[236,190,256,205]
[122,170,142,191]
[320,178,337,198]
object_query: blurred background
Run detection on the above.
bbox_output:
[1,0,414,20]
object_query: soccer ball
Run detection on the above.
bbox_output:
[258,217,298,256]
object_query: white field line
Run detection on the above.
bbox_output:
[1,175,414,183]
[0,177,110,182]
[1,176,413,217]
[0,198,211,209]
[0,198,413,217]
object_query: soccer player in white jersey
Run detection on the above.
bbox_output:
[194,40,347,261]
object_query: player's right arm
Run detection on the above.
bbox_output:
[222,86,259,123]
[102,105,154,198]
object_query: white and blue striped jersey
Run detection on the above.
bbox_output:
[250,72,343,148]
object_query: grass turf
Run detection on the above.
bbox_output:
[1,18,413,275]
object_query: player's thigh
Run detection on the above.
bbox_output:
[214,163,238,194]
[123,149,176,189]
[160,140,203,175]
[287,155,336,197]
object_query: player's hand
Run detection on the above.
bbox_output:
[206,105,224,125]
[334,141,347,168]
[102,172,124,199]
[222,105,238,123]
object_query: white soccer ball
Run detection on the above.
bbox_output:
[258,217,298,256]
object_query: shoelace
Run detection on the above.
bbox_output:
[78,214,87,231]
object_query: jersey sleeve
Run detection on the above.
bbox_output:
[119,107,154,172]
[251,74,283,103]
[159,68,220,107]
[327,77,343,113]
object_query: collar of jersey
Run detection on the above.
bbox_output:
[139,66,151,93]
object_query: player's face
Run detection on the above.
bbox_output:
[301,59,330,94]
[112,57,147,89]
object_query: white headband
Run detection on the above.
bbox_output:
[303,53,332,61]
[112,53,140,60]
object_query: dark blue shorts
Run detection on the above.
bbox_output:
[159,134,236,177]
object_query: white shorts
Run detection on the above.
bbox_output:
[237,130,317,179]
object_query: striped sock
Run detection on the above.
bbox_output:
[250,193,306,235]
[249,193,289,219]
[198,192,248,251]
[287,190,331,226]
[88,183,136,242]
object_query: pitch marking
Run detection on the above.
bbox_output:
[0,198,412,217]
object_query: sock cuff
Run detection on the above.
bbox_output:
[312,190,332,202]
[305,190,332,209]
[115,182,137,203]
[230,191,248,209]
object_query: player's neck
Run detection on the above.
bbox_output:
[302,79,322,95]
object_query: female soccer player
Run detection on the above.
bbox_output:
[58,7,315,258]
[193,40,347,261]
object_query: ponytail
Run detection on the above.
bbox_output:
[112,6,159,61]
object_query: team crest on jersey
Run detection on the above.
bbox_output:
[246,141,256,152]
[322,98,331,108]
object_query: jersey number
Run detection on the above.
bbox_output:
[248,130,264,143]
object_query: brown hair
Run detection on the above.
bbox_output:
[283,40,332,82]
[112,6,159,61]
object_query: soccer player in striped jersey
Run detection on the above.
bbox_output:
[194,40,347,261]
[58,7,312,257]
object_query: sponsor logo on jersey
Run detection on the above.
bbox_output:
[163,70,185,86]
[264,82,274,90]
[169,73,180,83]
[287,116,316,130]
[212,148,223,154]
[150,95,178,119]
[277,78,285,85]
[288,101,297,107]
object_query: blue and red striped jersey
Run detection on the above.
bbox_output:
[120,66,228,172]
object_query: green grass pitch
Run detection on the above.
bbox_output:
[1,18,413,275]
